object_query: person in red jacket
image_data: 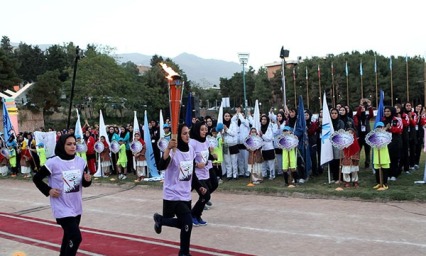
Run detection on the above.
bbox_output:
[84,130,96,174]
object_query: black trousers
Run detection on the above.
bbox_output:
[56,215,82,256]
[162,200,193,255]
[192,179,213,219]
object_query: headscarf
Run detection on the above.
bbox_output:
[260,114,270,134]
[177,124,189,152]
[55,134,76,160]
[190,121,207,143]
[223,112,232,129]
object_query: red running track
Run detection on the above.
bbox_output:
[0,213,253,256]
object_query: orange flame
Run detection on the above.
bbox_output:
[160,63,180,80]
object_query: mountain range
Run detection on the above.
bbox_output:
[116,52,242,87]
[12,43,241,87]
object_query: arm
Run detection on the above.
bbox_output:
[32,166,52,197]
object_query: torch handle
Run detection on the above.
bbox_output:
[172,133,178,152]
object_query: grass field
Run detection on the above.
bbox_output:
[3,151,426,202]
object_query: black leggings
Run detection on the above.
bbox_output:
[162,200,193,255]
[56,215,82,256]
[192,179,213,219]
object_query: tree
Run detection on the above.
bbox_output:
[0,48,21,91]
[14,43,46,83]
[26,70,63,115]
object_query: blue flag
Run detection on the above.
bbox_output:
[360,61,363,76]
[185,92,193,127]
[2,99,14,142]
[143,110,159,177]
[375,90,384,126]
[294,95,311,179]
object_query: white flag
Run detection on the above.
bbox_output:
[99,110,109,145]
[159,109,165,138]
[253,100,261,132]
[133,111,140,138]
[320,92,334,165]
[74,109,83,139]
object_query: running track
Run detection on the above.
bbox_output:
[0,213,253,256]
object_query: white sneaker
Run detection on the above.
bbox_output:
[414,165,419,170]
[390,176,397,181]
[121,175,127,180]
[118,174,123,179]
[299,179,305,184]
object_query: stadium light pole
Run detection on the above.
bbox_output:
[67,46,83,130]
[238,53,249,115]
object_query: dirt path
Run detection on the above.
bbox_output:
[1,179,426,256]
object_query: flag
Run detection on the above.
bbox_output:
[185,92,193,127]
[360,61,363,76]
[99,110,109,145]
[94,110,109,177]
[345,61,349,77]
[216,100,224,131]
[159,109,165,138]
[143,110,159,177]
[317,65,321,79]
[305,67,308,80]
[331,62,334,76]
[292,67,296,81]
[374,90,384,126]
[133,111,140,138]
[253,100,261,132]
[294,95,311,179]
[374,57,377,74]
[74,109,83,139]
[320,92,334,165]
[389,57,393,71]
[2,99,14,142]
[406,55,408,63]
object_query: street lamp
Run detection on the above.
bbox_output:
[280,46,290,110]
[67,46,84,130]
[238,52,249,115]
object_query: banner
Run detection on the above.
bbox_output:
[34,131,56,158]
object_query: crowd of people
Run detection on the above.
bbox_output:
[1,98,425,255]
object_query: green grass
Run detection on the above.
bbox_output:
[3,151,426,202]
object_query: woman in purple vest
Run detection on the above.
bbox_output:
[153,124,207,256]
[33,134,92,256]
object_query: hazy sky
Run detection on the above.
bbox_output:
[2,0,425,69]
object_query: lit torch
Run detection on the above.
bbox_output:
[160,63,184,143]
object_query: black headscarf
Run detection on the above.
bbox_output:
[223,112,232,129]
[260,114,270,134]
[190,121,207,143]
[177,124,189,152]
[55,134,76,160]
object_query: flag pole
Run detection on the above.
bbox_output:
[331,62,335,107]
[360,61,364,99]
[306,67,309,109]
[406,55,409,102]
[346,61,349,107]
[390,57,394,106]
[318,65,322,107]
[293,67,297,107]
[375,56,378,108]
